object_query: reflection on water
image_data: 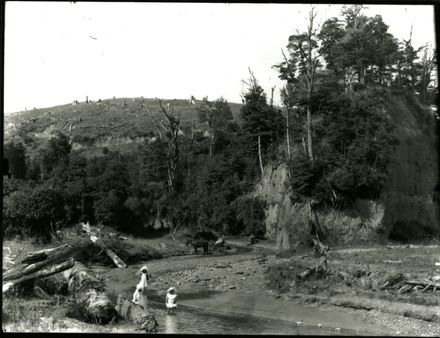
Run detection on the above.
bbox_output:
[164,314,178,334]
[108,290,369,335]
[147,301,363,335]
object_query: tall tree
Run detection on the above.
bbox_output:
[241,69,284,177]
[394,27,424,90]
[197,97,233,157]
[276,7,321,161]
[415,46,436,104]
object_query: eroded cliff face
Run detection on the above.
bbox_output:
[255,99,439,249]
[382,98,439,238]
[254,165,388,249]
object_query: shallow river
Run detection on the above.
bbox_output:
[128,300,371,335]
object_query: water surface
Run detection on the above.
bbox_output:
[146,301,371,335]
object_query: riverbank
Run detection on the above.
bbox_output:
[3,236,440,334]
[98,237,440,335]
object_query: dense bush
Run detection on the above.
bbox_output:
[3,186,65,242]
[287,88,398,207]
[4,141,27,179]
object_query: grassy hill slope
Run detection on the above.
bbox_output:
[4,97,243,154]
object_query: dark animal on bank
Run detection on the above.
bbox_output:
[185,238,209,254]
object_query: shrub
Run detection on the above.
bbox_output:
[3,186,65,242]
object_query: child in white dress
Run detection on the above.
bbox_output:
[132,265,149,310]
[165,287,177,315]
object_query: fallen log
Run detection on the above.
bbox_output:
[90,235,127,269]
[403,280,440,289]
[383,260,402,264]
[20,244,72,264]
[81,223,127,269]
[64,262,118,324]
[115,295,158,332]
[397,284,413,294]
[3,244,78,282]
[3,258,75,294]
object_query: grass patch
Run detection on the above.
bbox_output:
[2,297,68,327]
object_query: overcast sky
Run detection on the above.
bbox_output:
[4,2,436,114]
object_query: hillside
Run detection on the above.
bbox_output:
[4,97,244,155]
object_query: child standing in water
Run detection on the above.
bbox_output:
[165,287,177,315]
[132,265,149,311]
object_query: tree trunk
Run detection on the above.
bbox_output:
[64,262,118,325]
[115,295,159,332]
[209,130,214,157]
[258,135,264,177]
[286,108,291,160]
[302,135,307,155]
[3,258,75,294]
[82,222,127,269]
[306,8,315,162]
[20,244,72,265]
[306,105,314,161]
[270,86,276,107]
[3,244,77,282]
[89,235,127,269]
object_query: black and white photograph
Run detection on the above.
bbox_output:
[2,1,440,335]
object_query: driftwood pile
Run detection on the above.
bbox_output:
[297,238,329,280]
[2,223,159,331]
[3,244,77,294]
[378,273,440,294]
[336,270,440,294]
[3,242,119,324]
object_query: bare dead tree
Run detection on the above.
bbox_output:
[305,7,318,162]
[158,100,180,193]
[270,85,276,107]
[143,101,182,237]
